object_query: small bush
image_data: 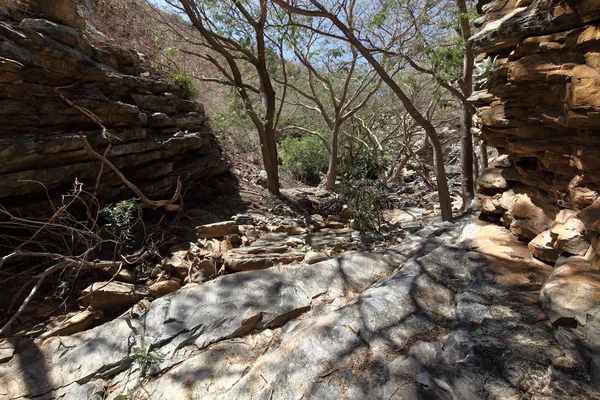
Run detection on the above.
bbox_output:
[170,69,194,95]
[339,179,390,232]
[339,149,391,232]
[281,135,329,185]
[98,198,142,247]
[340,148,388,181]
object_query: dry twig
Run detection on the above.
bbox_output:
[54,84,183,212]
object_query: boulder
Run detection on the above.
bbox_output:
[478,167,508,189]
[550,224,590,256]
[304,251,328,265]
[540,262,600,326]
[149,280,181,298]
[196,221,239,239]
[4,0,85,31]
[528,230,560,263]
[579,199,600,233]
[81,282,147,312]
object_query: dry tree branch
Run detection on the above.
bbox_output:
[54,85,183,212]
[77,132,183,212]
[0,255,122,336]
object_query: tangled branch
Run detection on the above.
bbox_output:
[54,84,183,212]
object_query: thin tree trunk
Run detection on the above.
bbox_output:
[457,0,475,211]
[473,145,480,183]
[460,102,474,208]
[480,141,489,169]
[326,124,339,190]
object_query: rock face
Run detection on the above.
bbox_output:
[1,218,598,399]
[472,0,600,221]
[0,1,228,212]
[471,0,600,385]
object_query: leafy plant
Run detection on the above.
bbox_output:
[98,198,142,247]
[340,148,389,181]
[114,343,164,400]
[129,343,164,376]
[474,56,500,90]
[339,149,391,232]
[170,69,194,95]
[339,179,390,232]
[281,135,329,185]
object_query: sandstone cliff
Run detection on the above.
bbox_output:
[472,0,600,379]
[0,0,228,212]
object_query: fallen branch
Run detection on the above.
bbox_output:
[0,254,121,336]
[54,84,183,211]
[77,132,183,211]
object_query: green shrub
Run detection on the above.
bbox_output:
[339,179,390,232]
[281,135,329,185]
[339,149,390,232]
[170,69,194,95]
[340,148,388,181]
[98,198,142,247]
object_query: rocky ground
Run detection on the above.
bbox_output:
[1,214,599,399]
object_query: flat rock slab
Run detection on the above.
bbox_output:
[3,219,598,399]
[0,225,436,400]
[213,221,598,400]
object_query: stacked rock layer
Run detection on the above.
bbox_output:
[0,0,228,212]
[471,0,600,378]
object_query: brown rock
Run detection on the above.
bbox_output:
[286,226,308,235]
[97,265,135,284]
[267,224,287,233]
[325,221,345,229]
[528,230,560,263]
[551,227,590,256]
[196,221,239,239]
[540,261,600,325]
[223,252,305,271]
[304,251,328,265]
[39,309,103,340]
[478,167,508,189]
[0,339,16,363]
[9,0,85,31]
[81,282,147,312]
[579,199,600,233]
[149,280,181,298]
[571,187,599,209]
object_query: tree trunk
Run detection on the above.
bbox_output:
[326,125,339,190]
[480,141,489,169]
[456,0,475,211]
[262,125,280,196]
[460,102,474,209]
[473,146,480,183]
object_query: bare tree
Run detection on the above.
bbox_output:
[277,14,382,189]
[272,0,454,220]
[169,0,282,196]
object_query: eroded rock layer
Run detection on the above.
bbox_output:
[0,0,228,212]
[472,0,600,383]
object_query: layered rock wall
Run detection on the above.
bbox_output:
[471,0,600,380]
[0,0,228,212]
